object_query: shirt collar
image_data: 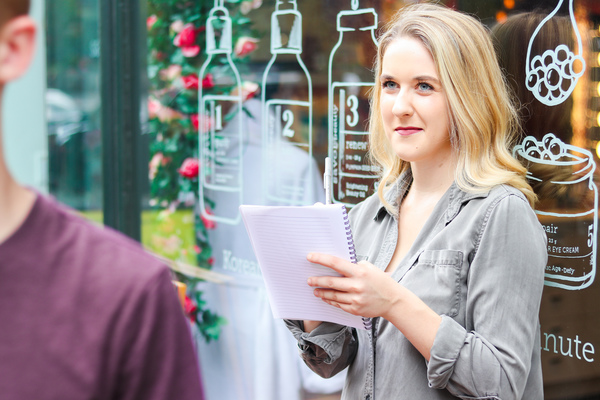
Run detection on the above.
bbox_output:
[373,169,491,223]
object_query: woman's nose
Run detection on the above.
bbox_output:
[392,91,413,118]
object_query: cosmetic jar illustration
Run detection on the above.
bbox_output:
[514,133,597,290]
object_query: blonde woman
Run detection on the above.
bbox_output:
[285,3,546,399]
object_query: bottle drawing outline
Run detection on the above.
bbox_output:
[328,0,379,207]
[199,0,244,225]
[261,0,313,205]
[513,133,597,290]
[525,0,585,107]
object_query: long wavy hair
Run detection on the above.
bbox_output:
[369,3,536,212]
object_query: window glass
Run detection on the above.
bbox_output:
[142,1,600,399]
[492,1,600,398]
[46,0,102,223]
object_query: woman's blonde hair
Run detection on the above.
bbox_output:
[369,3,536,211]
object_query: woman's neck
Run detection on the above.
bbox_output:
[407,152,457,201]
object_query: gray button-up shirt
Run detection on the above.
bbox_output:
[286,174,547,400]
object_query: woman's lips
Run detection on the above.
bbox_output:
[395,127,422,136]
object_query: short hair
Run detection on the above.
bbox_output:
[0,0,30,27]
[368,3,536,211]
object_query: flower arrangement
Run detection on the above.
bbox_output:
[146,0,260,342]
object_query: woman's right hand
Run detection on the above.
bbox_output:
[303,320,322,333]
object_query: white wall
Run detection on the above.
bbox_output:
[3,0,47,192]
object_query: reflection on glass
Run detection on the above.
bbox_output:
[328,0,379,207]
[261,0,313,206]
[46,0,102,217]
[494,7,600,396]
[199,0,244,225]
[525,0,585,106]
[495,10,597,291]
[514,133,597,290]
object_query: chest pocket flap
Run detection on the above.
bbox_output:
[401,249,463,318]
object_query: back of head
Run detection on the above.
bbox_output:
[369,2,535,208]
[492,12,573,144]
[0,0,30,27]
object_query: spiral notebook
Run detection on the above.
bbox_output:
[239,204,370,330]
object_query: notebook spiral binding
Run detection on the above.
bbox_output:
[341,206,372,331]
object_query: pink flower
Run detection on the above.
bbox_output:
[208,257,215,266]
[178,158,199,179]
[170,20,185,33]
[147,15,158,30]
[202,74,215,89]
[159,106,183,122]
[201,209,217,230]
[149,97,184,122]
[191,114,199,131]
[149,152,164,180]
[240,0,263,15]
[148,97,162,119]
[174,23,200,57]
[173,24,198,46]
[184,296,198,322]
[160,64,182,81]
[181,46,200,58]
[193,245,201,254]
[232,81,260,102]
[182,74,199,90]
[193,115,213,133]
[234,37,259,57]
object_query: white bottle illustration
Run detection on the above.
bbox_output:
[261,0,313,205]
[525,0,585,106]
[199,0,244,225]
[513,133,598,290]
[328,0,379,207]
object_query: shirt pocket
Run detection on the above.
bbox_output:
[401,249,463,318]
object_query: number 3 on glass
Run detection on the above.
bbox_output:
[346,94,359,128]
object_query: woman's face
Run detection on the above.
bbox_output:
[379,37,453,168]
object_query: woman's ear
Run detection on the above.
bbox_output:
[0,15,36,85]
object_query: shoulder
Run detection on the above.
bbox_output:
[37,195,169,292]
[459,184,534,221]
[470,185,546,249]
[484,185,537,221]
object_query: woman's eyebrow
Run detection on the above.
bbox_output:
[379,73,441,85]
[414,75,441,85]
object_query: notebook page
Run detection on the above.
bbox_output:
[240,204,366,330]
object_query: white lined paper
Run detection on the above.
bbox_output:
[240,204,367,330]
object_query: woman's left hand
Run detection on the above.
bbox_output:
[306,252,402,319]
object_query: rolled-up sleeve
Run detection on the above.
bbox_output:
[284,320,358,378]
[427,194,546,400]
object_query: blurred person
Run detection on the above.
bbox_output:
[0,1,203,398]
[285,4,546,399]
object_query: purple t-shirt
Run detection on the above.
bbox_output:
[0,194,203,399]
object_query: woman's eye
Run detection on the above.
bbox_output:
[382,81,397,90]
[417,82,434,91]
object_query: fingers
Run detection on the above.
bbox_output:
[307,252,354,276]
[313,288,351,303]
